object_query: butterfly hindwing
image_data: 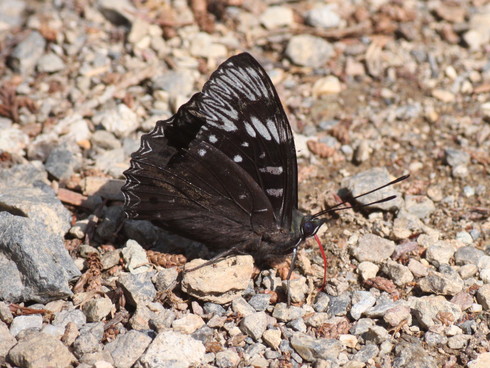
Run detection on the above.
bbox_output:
[122,53,298,249]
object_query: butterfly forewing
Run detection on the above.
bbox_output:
[122,52,298,250]
[192,54,298,228]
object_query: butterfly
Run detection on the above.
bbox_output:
[121,52,406,285]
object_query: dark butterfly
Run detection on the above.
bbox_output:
[121,53,405,280]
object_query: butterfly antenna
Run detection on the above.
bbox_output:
[311,174,409,219]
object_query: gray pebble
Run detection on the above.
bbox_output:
[240,311,268,340]
[8,31,46,74]
[353,234,395,263]
[37,53,65,73]
[305,5,341,29]
[285,35,334,68]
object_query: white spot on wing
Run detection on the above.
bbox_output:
[209,135,218,143]
[198,149,206,156]
[266,188,284,197]
[244,122,256,137]
[259,166,283,175]
[233,155,243,163]
[241,141,249,147]
[266,119,280,143]
[251,116,271,140]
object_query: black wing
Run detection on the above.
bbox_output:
[122,53,298,247]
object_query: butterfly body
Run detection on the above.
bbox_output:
[122,53,323,264]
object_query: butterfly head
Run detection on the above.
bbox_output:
[300,215,326,240]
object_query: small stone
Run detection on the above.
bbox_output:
[117,271,157,307]
[353,344,379,362]
[328,293,351,316]
[468,352,490,368]
[9,315,43,337]
[153,268,179,291]
[382,260,414,286]
[189,32,227,59]
[216,349,241,368]
[272,303,305,322]
[411,295,462,329]
[290,333,342,362]
[447,334,471,349]
[82,298,113,322]
[404,195,436,219]
[450,292,473,311]
[45,144,81,182]
[341,168,403,211]
[454,246,485,265]
[312,76,342,96]
[364,325,389,344]
[357,262,379,280]
[305,5,341,29]
[121,239,151,274]
[182,255,254,304]
[432,89,455,102]
[139,330,205,367]
[173,314,205,334]
[476,284,490,310]
[459,264,478,279]
[37,53,65,73]
[445,148,470,167]
[262,329,282,350]
[383,305,411,327]
[419,266,464,296]
[240,311,268,340]
[92,104,139,138]
[104,330,153,368]
[8,332,77,368]
[350,291,376,320]
[285,35,334,68]
[0,127,29,155]
[425,241,456,266]
[456,231,473,245]
[8,31,46,74]
[259,6,294,29]
[339,334,357,349]
[353,234,395,263]
[287,276,308,303]
[407,259,429,277]
[248,293,271,312]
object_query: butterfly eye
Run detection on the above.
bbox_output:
[302,220,315,237]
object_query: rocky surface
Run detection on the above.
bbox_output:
[0,0,489,367]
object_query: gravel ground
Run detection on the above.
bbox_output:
[0,0,490,367]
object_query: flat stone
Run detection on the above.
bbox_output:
[290,333,342,362]
[104,330,152,368]
[8,31,46,74]
[382,260,414,286]
[240,311,268,340]
[341,168,403,211]
[172,314,205,334]
[37,53,65,73]
[138,330,205,367]
[82,298,114,322]
[476,284,490,310]
[285,35,334,68]
[259,6,294,29]
[8,332,77,368]
[182,255,254,304]
[9,314,43,337]
[0,212,80,303]
[411,295,462,329]
[353,234,395,263]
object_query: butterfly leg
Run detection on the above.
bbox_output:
[184,246,242,273]
[285,247,298,306]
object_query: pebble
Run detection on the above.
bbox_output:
[259,6,295,29]
[262,328,282,350]
[240,311,268,340]
[350,291,376,320]
[139,330,205,367]
[411,295,462,329]
[382,260,414,286]
[173,314,205,334]
[305,5,342,29]
[357,261,379,280]
[290,333,342,362]
[425,240,456,266]
[104,330,152,368]
[285,35,334,68]
[419,265,464,295]
[8,332,77,367]
[37,52,66,73]
[182,256,254,304]
[341,167,403,211]
[312,76,342,96]
[476,284,490,310]
[352,234,396,263]
[8,31,46,74]
[82,298,113,322]
[404,195,436,219]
